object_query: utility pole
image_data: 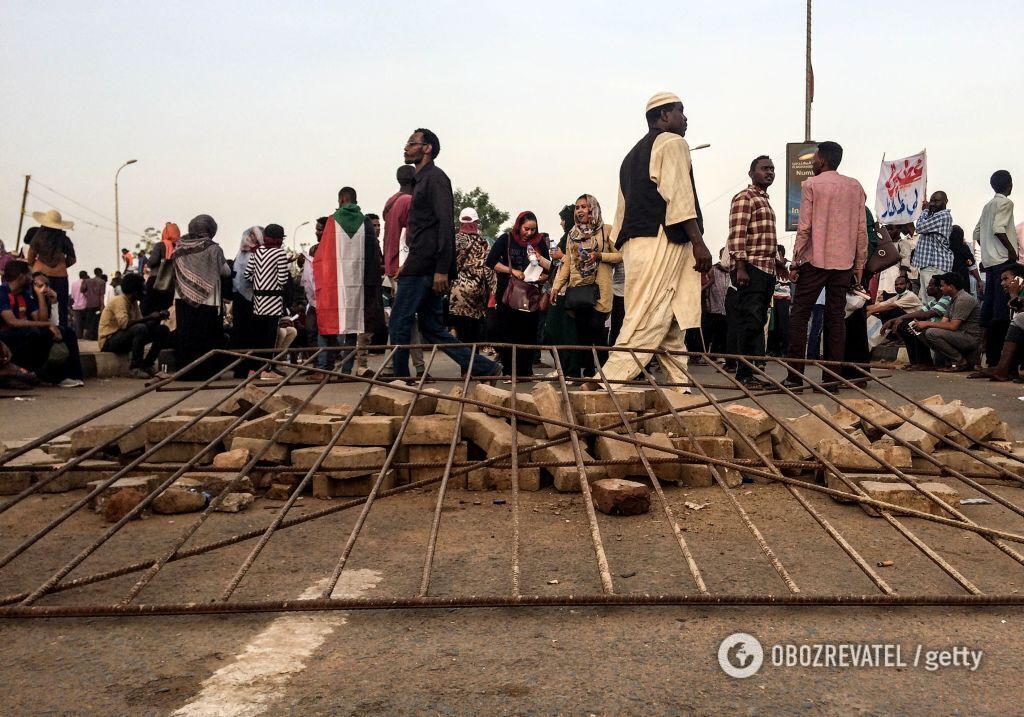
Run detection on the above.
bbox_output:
[14,175,30,253]
[805,0,813,141]
[114,159,138,271]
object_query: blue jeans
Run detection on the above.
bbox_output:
[806,305,825,361]
[316,333,357,372]
[389,274,498,378]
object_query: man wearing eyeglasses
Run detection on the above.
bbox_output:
[388,128,500,381]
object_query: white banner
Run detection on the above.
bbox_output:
[875,151,927,225]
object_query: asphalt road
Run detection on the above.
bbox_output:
[2,358,1023,716]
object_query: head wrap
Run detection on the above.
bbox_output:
[567,195,605,283]
[510,211,542,249]
[569,195,603,241]
[646,91,681,112]
[187,214,218,239]
[459,219,479,235]
[239,226,265,253]
[161,222,181,259]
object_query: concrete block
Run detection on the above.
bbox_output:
[230,437,290,464]
[818,438,913,471]
[364,381,436,416]
[466,467,542,491]
[214,492,255,512]
[508,391,542,423]
[859,481,960,517]
[518,423,548,440]
[0,473,33,495]
[436,386,479,416]
[242,385,325,415]
[320,403,355,417]
[724,405,775,437]
[145,415,236,445]
[144,441,220,464]
[471,383,512,418]
[644,410,725,438]
[276,414,347,445]
[86,475,162,510]
[52,459,121,491]
[213,448,251,469]
[264,483,294,500]
[594,435,640,481]
[152,488,206,514]
[313,469,397,499]
[177,407,222,417]
[958,407,1002,443]
[531,382,570,439]
[331,416,398,446]
[231,411,288,440]
[92,352,129,378]
[291,445,387,472]
[582,412,638,434]
[401,415,460,445]
[591,478,650,516]
[891,403,965,452]
[179,472,255,494]
[771,410,846,462]
[403,442,468,486]
[667,436,742,487]
[569,390,618,416]
[991,422,1015,442]
[615,388,651,413]
[71,424,147,455]
[652,390,707,413]
[825,471,921,503]
[534,441,605,492]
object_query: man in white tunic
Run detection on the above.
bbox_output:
[586,92,712,390]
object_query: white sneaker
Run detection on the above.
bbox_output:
[57,378,84,388]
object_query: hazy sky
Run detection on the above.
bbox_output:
[2,0,1020,273]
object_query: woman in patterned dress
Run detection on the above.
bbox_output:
[448,208,494,345]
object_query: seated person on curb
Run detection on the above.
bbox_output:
[867,274,922,323]
[98,272,171,379]
[913,273,981,372]
[969,263,1024,382]
[882,276,952,371]
[0,259,84,387]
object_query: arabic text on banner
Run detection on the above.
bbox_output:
[875,151,927,225]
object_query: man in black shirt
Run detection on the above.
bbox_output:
[389,128,499,379]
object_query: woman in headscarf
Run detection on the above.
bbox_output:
[949,225,984,295]
[485,211,551,379]
[229,225,265,377]
[143,222,180,313]
[25,210,77,328]
[550,195,621,377]
[244,224,291,379]
[448,208,494,346]
[172,214,230,380]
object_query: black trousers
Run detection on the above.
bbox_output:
[732,266,775,381]
[449,314,485,344]
[103,322,171,369]
[571,305,609,377]
[724,288,741,365]
[787,265,853,376]
[897,321,933,366]
[701,312,728,355]
[495,304,540,377]
[768,297,790,355]
[609,295,625,347]
[175,300,225,380]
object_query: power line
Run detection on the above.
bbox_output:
[24,194,145,238]
[28,177,146,236]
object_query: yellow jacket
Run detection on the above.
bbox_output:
[551,224,621,314]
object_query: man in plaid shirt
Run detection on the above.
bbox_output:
[727,155,785,387]
[911,191,953,303]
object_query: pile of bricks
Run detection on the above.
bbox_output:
[3,382,1023,522]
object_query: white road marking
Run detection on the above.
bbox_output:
[172,569,382,717]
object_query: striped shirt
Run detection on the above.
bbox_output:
[924,294,952,322]
[911,209,953,272]
[244,246,290,316]
[727,185,777,274]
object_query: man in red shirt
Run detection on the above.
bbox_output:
[785,141,868,389]
[381,164,426,378]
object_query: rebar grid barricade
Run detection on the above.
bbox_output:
[1,342,1024,618]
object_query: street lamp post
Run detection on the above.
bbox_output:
[292,221,310,253]
[114,159,138,271]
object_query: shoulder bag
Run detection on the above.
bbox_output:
[866,225,901,275]
[501,240,543,313]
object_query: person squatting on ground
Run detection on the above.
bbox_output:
[98,272,171,379]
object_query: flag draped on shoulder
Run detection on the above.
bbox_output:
[313,204,367,335]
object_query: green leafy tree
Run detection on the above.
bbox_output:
[453,187,509,240]
[135,226,160,254]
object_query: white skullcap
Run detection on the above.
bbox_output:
[646,92,681,112]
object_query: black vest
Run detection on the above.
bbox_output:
[615,129,704,249]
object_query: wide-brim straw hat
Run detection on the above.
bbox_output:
[32,209,74,230]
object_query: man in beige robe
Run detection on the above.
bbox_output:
[586,92,713,391]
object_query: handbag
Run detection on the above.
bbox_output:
[153,256,176,292]
[501,241,544,313]
[866,225,901,275]
[564,283,599,310]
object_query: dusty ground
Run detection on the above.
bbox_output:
[2,356,1024,716]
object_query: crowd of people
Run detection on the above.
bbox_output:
[1,92,1021,393]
